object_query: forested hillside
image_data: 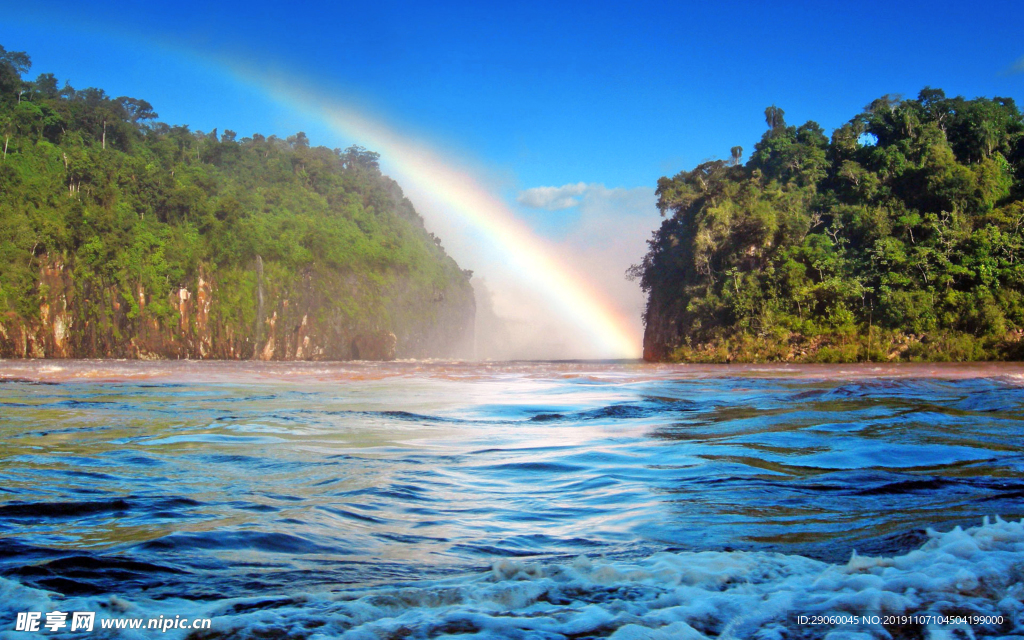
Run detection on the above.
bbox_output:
[633,89,1024,362]
[0,45,474,360]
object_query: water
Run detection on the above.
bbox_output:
[1,360,1023,638]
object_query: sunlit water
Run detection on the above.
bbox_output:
[1,360,1023,638]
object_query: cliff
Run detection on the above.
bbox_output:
[635,90,1024,363]
[0,45,474,360]
[0,256,473,360]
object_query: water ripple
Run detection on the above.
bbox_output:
[0,361,1022,608]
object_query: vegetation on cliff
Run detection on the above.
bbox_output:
[632,89,1024,362]
[0,45,474,359]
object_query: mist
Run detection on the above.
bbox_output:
[463,185,660,361]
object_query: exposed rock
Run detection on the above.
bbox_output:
[0,255,474,361]
[641,296,677,361]
[260,312,277,361]
[351,331,398,361]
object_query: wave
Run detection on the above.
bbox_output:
[1,517,1021,639]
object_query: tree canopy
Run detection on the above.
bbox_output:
[0,45,471,355]
[633,88,1024,362]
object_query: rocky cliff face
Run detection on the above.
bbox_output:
[0,256,474,361]
[641,294,684,362]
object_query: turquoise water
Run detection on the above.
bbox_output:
[1,361,1023,638]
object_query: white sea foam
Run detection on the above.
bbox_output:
[2,518,1022,639]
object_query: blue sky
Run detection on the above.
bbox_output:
[2,0,1023,356]
[4,0,1022,192]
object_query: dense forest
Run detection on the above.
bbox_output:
[633,89,1024,362]
[0,44,474,360]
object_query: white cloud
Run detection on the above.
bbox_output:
[1006,55,1024,76]
[516,182,588,210]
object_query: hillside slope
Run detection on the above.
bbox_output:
[0,45,474,360]
[633,90,1024,362]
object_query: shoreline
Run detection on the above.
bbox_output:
[4,357,1024,384]
[650,329,1024,365]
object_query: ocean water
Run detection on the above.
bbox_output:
[1,360,1023,639]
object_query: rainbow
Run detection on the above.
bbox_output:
[226,72,640,359]
[8,13,643,358]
